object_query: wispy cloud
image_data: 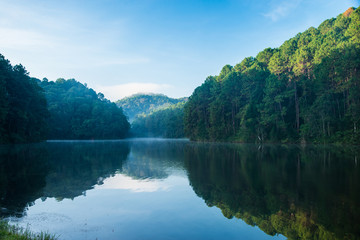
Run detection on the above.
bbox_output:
[94,57,150,66]
[0,28,58,49]
[264,0,302,22]
[95,82,173,101]
[0,0,132,70]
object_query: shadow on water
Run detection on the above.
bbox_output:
[184,143,360,240]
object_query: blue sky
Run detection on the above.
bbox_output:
[0,0,359,101]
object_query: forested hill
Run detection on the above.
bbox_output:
[184,7,360,144]
[117,93,187,121]
[0,53,130,143]
[39,78,130,140]
[0,54,48,143]
[131,102,185,138]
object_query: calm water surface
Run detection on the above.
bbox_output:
[0,139,359,240]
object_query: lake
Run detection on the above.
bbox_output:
[0,139,359,240]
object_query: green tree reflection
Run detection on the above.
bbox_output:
[184,144,360,239]
[0,141,130,217]
[0,144,49,217]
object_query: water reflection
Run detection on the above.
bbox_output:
[122,139,187,180]
[0,141,131,217]
[184,143,360,240]
[0,144,48,217]
[43,141,130,200]
[0,140,359,240]
[95,174,171,192]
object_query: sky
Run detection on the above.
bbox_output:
[0,0,359,101]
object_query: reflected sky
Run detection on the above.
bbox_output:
[4,140,286,240]
[11,172,282,240]
[95,173,171,192]
[4,140,358,239]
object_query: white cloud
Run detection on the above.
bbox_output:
[0,28,58,49]
[95,174,170,192]
[95,82,173,101]
[264,0,302,22]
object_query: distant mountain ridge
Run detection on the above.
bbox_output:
[116,93,187,121]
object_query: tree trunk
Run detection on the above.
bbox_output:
[232,103,235,135]
[294,81,300,132]
[354,122,357,133]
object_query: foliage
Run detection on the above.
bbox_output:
[116,93,187,121]
[39,78,130,140]
[184,7,360,144]
[0,220,57,240]
[131,102,186,138]
[0,54,48,143]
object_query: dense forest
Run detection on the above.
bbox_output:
[117,93,187,138]
[0,55,130,143]
[184,7,360,144]
[0,54,48,143]
[131,102,185,138]
[39,78,130,140]
[116,93,186,121]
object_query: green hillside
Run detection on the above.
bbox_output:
[184,7,360,144]
[131,102,185,138]
[39,78,130,140]
[117,93,187,121]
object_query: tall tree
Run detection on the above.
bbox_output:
[184,7,360,144]
[0,55,48,143]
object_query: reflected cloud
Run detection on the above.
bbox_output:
[95,174,170,192]
[263,0,302,22]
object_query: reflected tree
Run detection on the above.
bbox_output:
[184,144,360,239]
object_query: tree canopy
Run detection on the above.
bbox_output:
[131,102,186,138]
[0,54,48,143]
[184,7,360,144]
[117,93,186,121]
[39,78,130,140]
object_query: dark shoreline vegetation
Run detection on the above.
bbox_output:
[0,7,359,144]
[0,220,57,240]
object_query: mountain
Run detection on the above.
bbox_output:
[131,102,186,138]
[184,7,360,144]
[116,93,187,121]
